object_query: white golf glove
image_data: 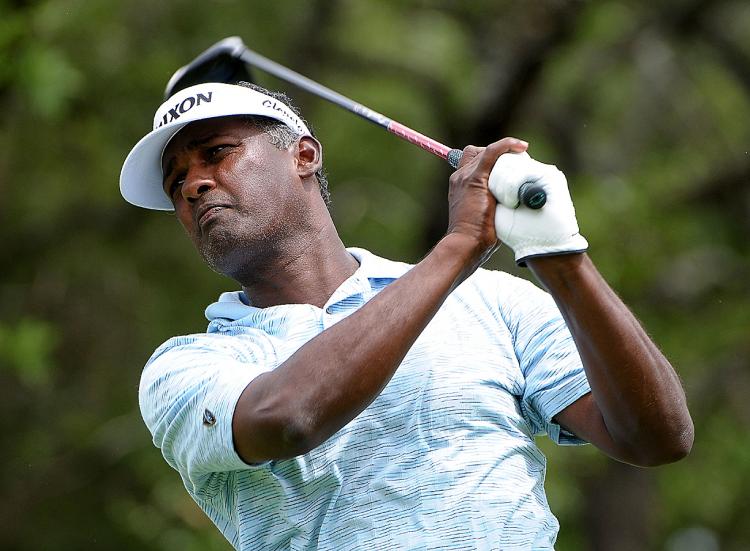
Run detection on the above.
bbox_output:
[488,151,588,266]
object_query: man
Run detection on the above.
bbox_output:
[120,81,693,550]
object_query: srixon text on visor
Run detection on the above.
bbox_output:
[156,92,295,130]
[156,92,214,129]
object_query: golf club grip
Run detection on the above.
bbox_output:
[447,148,547,210]
[387,121,454,159]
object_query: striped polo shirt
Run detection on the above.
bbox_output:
[139,247,591,550]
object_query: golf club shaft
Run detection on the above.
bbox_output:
[236,45,546,209]
[236,48,463,166]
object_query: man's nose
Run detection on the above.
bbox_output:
[181,164,217,203]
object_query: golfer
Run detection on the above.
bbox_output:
[120,81,693,550]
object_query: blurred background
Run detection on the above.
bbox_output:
[1,0,748,549]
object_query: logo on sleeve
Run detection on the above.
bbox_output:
[202,408,217,427]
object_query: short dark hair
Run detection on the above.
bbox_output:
[237,81,330,206]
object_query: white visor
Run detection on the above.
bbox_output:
[119,83,312,211]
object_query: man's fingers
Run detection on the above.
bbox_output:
[457,145,483,168]
[473,138,529,175]
[455,138,529,176]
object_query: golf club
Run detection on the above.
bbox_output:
[164,36,547,210]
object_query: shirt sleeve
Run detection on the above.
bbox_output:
[138,334,274,499]
[495,272,591,445]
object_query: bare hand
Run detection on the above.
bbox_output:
[446,137,529,266]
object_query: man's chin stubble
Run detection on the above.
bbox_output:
[198,228,278,284]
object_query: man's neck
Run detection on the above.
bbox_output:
[240,225,359,309]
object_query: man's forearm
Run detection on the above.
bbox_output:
[233,233,483,463]
[527,253,694,465]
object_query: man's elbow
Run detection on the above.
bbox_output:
[233,375,326,462]
[629,419,694,467]
[276,417,323,458]
[234,408,322,463]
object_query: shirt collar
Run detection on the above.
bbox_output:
[204,247,412,322]
[347,247,412,280]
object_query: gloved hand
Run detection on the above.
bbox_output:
[488,151,588,266]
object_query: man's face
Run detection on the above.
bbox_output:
[161,116,306,278]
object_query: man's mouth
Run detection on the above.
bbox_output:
[196,203,229,228]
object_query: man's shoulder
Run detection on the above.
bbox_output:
[142,331,270,388]
[463,265,545,301]
[148,331,267,364]
[138,331,273,416]
[150,332,223,358]
[354,246,548,308]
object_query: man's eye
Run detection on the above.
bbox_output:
[207,145,230,159]
[169,178,184,198]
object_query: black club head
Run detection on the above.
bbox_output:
[164,36,255,99]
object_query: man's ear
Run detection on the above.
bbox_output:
[295,136,323,178]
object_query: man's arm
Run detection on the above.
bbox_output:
[487,151,693,466]
[529,253,693,467]
[232,139,526,464]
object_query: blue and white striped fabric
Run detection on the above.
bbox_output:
[139,247,591,550]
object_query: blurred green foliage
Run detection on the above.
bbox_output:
[0,0,748,549]
[0,318,57,386]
